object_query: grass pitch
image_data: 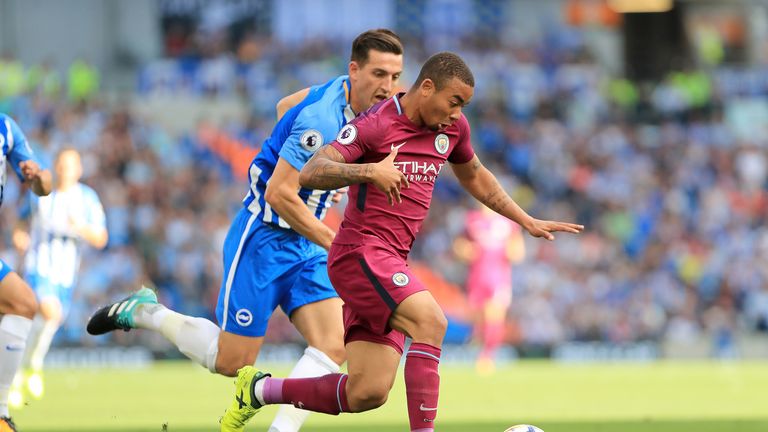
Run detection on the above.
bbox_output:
[11,360,768,431]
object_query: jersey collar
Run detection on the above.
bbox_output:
[342,79,355,123]
[393,93,404,115]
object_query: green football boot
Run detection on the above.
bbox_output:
[86,286,157,335]
[220,366,271,432]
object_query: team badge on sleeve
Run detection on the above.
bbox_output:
[337,124,357,145]
[392,272,410,287]
[300,129,323,152]
[434,134,449,155]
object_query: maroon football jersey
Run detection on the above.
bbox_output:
[330,94,475,257]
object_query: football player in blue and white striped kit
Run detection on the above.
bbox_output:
[0,113,52,431]
[87,29,403,432]
[9,148,107,407]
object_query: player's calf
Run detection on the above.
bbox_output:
[214,331,264,377]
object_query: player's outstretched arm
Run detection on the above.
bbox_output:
[452,155,583,241]
[300,145,408,205]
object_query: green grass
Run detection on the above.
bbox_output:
[11,360,768,431]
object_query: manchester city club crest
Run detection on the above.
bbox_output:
[337,124,357,145]
[392,272,410,287]
[300,129,323,152]
[434,134,449,154]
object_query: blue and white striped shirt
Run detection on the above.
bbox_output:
[25,183,106,288]
[243,75,355,229]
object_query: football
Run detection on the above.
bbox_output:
[504,425,544,432]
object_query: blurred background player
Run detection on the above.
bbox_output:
[221,52,583,432]
[0,113,52,432]
[86,29,404,432]
[454,204,524,374]
[8,148,107,408]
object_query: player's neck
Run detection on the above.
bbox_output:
[348,87,366,115]
[349,99,363,116]
[56,181,76,191]
[397,92,425,128]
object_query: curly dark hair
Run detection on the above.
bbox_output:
[413,51,475,90]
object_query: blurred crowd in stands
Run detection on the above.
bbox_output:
[2,22,768,359]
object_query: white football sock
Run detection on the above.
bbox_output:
[0,315,33,417]
[21,315,44,368]
[134,304,220,373]
[268,346,341,432]
[26,317,59,372]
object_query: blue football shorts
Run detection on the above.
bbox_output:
[0,259,13,282]
[215,207,338,337]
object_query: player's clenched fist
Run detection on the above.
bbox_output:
[370,147,409,205]
[18,159,52,196]
[19,160,42,181]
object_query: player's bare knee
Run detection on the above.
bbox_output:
[410,309,448,343]
[40,302,63,323]
[347,384,389,412]
[319,344,346,366]
[433,312,448,335]
[11,290,38,319]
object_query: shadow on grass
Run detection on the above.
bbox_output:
[25,419,768,432]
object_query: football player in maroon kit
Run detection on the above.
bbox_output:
[220,52,583,432]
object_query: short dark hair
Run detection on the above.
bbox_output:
[350,29,403,66]
[413,52,475,91]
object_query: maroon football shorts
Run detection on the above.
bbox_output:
[328,236,426,355]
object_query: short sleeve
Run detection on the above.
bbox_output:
[17,192,36,220]
[448,116,475,164]
[329,117,374,163]
[84,186,107,229]
[278,110,339,172]
[5,116,36,181]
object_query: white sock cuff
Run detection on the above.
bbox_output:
[0,314,33,339]
[304,346,341,373]
[206,338,219,374]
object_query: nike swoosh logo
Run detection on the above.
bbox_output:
[419,403,438,411]
[391,141,406,151]
[5,345,23,351]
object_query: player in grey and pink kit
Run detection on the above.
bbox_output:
[220,52,584,432]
